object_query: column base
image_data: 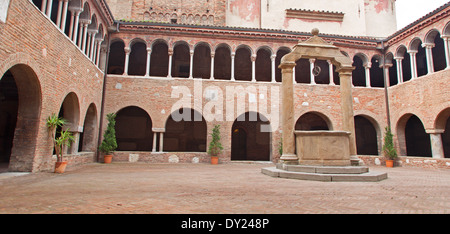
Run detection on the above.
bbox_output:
[280,154,299,165]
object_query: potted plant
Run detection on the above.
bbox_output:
[99,113,118,163]
[47,113,74,173]
[382,127,398,167]
[208,125,223,165]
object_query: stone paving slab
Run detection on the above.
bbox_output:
[0,162,449,214]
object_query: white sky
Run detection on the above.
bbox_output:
[396,0,449,29]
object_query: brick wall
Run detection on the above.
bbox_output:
[0,0,105,172]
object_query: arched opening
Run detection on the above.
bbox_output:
[57,92,80,155]
[214,44,231,80]
[164,108,207,152]
[396,45,412,82]
[410,38,428,77]
[425,30,447,72]
[193,43,211,79]
[128,41,147,76]
[0,71,18,171]
[435,108,450,158]
[403,115,431,157]
[107,40,125,74]
[314,59,330,84]
[79,103,97,152]
[275,48,290,82]
[370,55,384,87]
[386,53,398,86]
[150,40,169,77]
[354,115,379,155]
[294,58,310,84]
[295,112,331,131]
[352,54,366,87]
[234,46,252,81]
[255,47,272,82]
[115,106,153,151]
[231,112,271,161]
[0,65,41,172]
[171,42,190,78]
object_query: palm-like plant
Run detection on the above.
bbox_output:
[47,113,73,162]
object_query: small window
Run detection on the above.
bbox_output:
[171,19,177,24]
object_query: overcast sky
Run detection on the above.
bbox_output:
[396,0,449,29]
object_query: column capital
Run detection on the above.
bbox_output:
[271,54,277,60]
[124,47,131,54]
[309,58,316,63]
[422,42,435,48]
[211,52,215,58]
[363,62,372,69]
[146,47,152,53]
[407,50,418,55]
[426,128,445,134]
[251,54,257,62]
[394,56,404,61]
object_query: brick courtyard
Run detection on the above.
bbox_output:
[0,162,449,214]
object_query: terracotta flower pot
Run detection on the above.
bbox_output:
[211,156,219,165]
[104,155,113,164]
[54,161,68,173]
[386,159,394,168]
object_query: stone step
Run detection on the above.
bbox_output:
[276,163,369,174]
[262,167,388,182]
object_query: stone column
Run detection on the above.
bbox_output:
[279,62,298,164]
[168,49,173,78]
[41,0,48,13]
[427,129,445,159]
[271,55,276,83]
[309,58,316,84]
[56,0,63,28]
[95,39,103,66]
[152,132,157,152]
[210,52,215,80]
[77,21,84,47]
[328,60,335,85]
[89,31,97,60]
[81,23,89,53]
[189,50,194,79]
[422,43,435,74]
[231,52,235,81]
[60,0,69,32]
[383,64,392,87]
[442,36,450,69]
[408,50,418,78]
[46,0,53,18]
[145,48,152,77]
[394,57,404,83]
[338,69,357,160]
[123,47,131,75]
[251,54,256,82]
[159,132,164,152]
[70,11,81,43]
[364,62,371,87]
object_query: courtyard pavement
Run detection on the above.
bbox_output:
[0,162,449,214]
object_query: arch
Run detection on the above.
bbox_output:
[424,30,447,72]
[115,106,153,151]
[231,112,271,161]
[396,45,412,82]
[193,42,211,79]
[164,108,207,152]
[171,41,190,78]
[409,37,428,77]
[234,45,252,81]
[352,54,366,86]
[128,40,147,76]
[385,52,398,86]
[255,46,272,82]
[354,115,379,155]
[79,2,91,21]
[295,112,332,131]
[57,92,81,155]
[150,39,169,77]
[369,55,384,87]
[275,47,291,82]
[87,14,98,31]
[0,64,42,172]
[79,103,98,152]
[397,114,431,157]
[444,21,450,36]
[294,58,310,83]
[214,43,231,80]
[107,39,125,74]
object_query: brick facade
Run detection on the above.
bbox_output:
[1,0,449,172]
